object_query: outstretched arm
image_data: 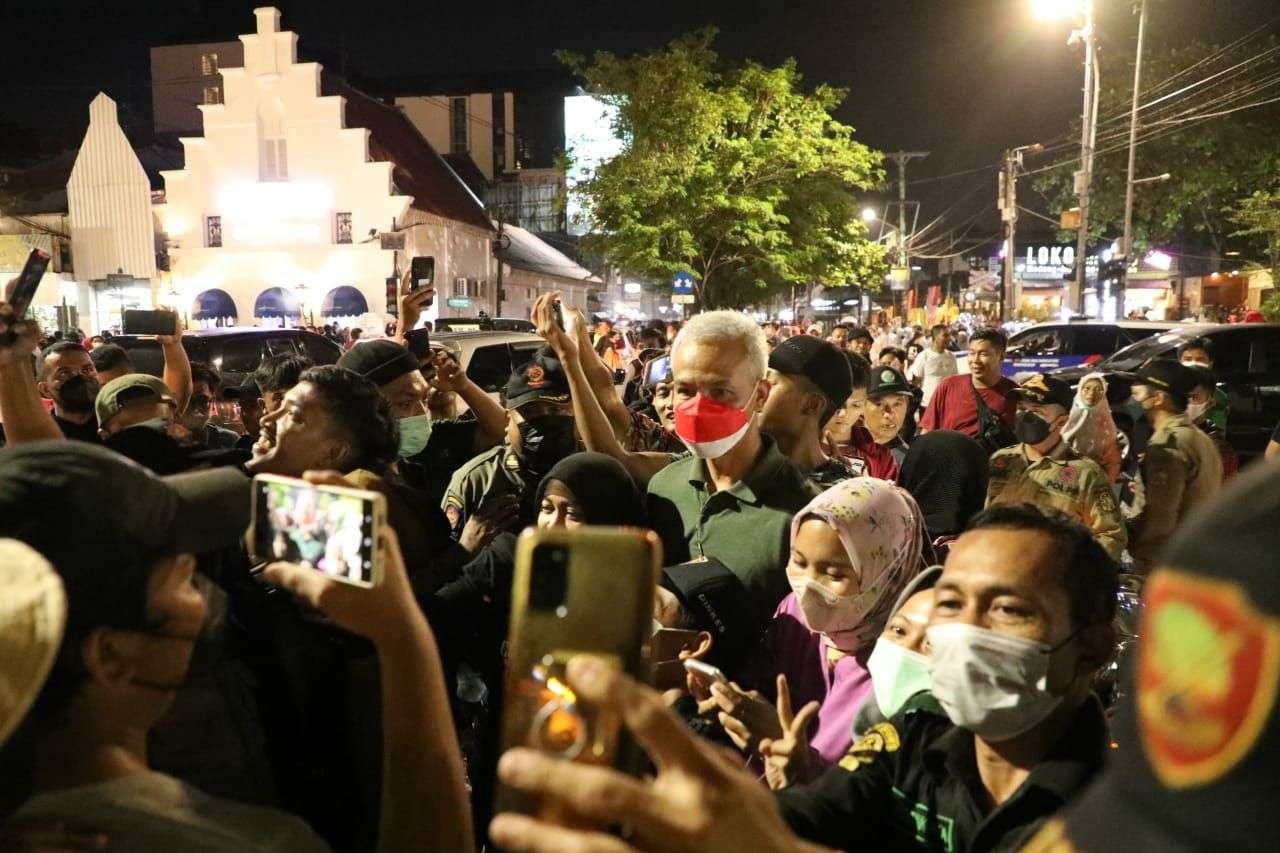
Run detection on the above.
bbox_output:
[0,295,62,444]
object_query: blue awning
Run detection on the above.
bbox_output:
[321,285,369,318]
[254,287,299,318]
[191,289,238,321]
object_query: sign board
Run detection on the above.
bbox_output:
[671,294,696,304]
[380,232,406,251]
[671,271,696,295]
[446,297,472,309]
[889,267,910,292]
[1060,208,1081,230]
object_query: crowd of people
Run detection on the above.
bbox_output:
[0,276,1276,852]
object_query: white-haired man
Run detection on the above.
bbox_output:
[646,311,818,629]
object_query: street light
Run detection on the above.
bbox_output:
[1031,0,1083,19]
[861,206,877,223]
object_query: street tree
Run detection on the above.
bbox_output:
[559,30,886,309]
[1034,38,1280,257]
[1229,187,1280,316]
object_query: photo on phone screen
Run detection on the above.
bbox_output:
[645,354,672,386]
[252,475,384,586]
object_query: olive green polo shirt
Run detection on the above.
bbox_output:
[646,434,819,624]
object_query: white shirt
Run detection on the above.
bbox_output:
[15,772,331,853]
[910,348,958,405]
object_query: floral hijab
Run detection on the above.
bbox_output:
[790,477,926,653]
[1061,371,1120,479]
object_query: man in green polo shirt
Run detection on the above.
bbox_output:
[647,311,818,626]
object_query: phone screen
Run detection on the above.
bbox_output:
[645,355,672,386]
[253,476,379,586]
[8,248,51,318]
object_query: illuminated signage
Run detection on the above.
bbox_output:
[1017,244,1099,281]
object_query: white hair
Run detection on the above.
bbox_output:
[672,311,769,382]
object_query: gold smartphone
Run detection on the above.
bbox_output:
[496,526,661,817]
[250,473,388,587]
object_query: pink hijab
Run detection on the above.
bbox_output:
[1060,371,1122,481]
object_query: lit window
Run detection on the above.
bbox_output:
[450,97,468,154]
[202,86,222,105]
[201,53,219,76]
[260,138,288,181]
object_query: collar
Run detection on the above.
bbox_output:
[923,695,1109,805]
[1022,438,1073,467]
[686,433,789,507]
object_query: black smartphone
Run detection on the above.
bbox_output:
[554,299,566,331]
[410,256,435,292]
[7,248,51,318]
[122,309,178,337]
[405,327,431,362]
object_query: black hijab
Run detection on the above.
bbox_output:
[534,452,646,527]
[898,430,989,539]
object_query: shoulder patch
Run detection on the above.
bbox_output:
[1138,569,1280,789]
[837,721,901,772]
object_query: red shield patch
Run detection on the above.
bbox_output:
[1138,569,1280,788]
[526,365,547,388]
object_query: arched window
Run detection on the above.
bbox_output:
[191,288,238,323]
[321,286,369,318]
[257,99,287,181]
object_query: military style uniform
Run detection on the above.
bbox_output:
[776,700,1109,852]
[1128,412,1222,571]
[442,444,530,536]
[987,440,1127,560]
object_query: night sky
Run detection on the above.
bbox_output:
[4,0,1277,235]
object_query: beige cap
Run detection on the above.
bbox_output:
[0,539,66,744]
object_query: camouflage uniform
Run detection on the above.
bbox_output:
[986,440,1127,560]
[1128,413,1222,571]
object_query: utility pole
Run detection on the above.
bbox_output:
[1070,0,1099,315]
[888,151,928,318]
[1119,0,1150,321]
[998,143,1043,322]
[494,215,505,318]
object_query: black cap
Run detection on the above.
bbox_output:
[1131,358,1197,404]
[867,365,912,399]
[1008,373,1074,409]
[848,326,874,343]
[661,557,755,671]
[1048,461,1280,851]
[504,346,571,410]
[0,442,251,632]
[1183,363,1217,391]
[769,336,853,408]
[223,372,260,401]
[337,339,420,387]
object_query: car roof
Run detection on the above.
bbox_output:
[1017,320,1180,330]
[432,331,542,343]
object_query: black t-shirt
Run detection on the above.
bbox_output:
[776,699,1109,852]
[54,413,102,443]
[402,419,480,506]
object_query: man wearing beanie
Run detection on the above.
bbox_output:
[1128,359,1222,571]
[760,335,859,489]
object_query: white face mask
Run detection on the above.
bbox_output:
[867,637,932,719]
[789,576,876,638]
[926,622,1072,742]
[1181,360,1210,369]
[1186,400,1210,423]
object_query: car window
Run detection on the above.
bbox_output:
[1206,332,1252,376]
[265,336,300,358]
[1014,328,1063,356]
[301,334,340,366]
[466,344,513,392]
[1101,330,1189,370]
[217,337,265,374]
[1071,326,1118,356]
[510,342,541,371]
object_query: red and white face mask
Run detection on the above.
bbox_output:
[673,390,758,459]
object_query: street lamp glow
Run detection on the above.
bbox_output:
[1031,0,1081,20]
[861,207,877,223]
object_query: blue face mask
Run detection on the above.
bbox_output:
[398,414,434,458]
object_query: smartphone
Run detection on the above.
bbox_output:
[497,527,661,817]
[410,256,435,292]
[7,248,51,318]
[405,326,431,362]
[553,299,566,331]
[250,474,387,587]
[649,627,706,691]
[644,354,672,386]
[122,309,178,337]
[683,658,728,685]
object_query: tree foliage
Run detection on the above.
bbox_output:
[1034,39,1280,257]
[1229,186,1280,284]
[558,30,886,309]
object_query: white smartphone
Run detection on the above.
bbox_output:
[683,658,728,685]
[251,474,387,587]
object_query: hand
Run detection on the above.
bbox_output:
[399,271,436,332]
[489,656,829,853]
[710,681,784,753]
[259,472,423,647]
[458,494,520,553]
[758,675,820,791]
[0,298,39,369]
[531,291,576,360]
[427,350,469,393]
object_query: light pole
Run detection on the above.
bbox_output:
[1120,0,1150,315]
[998,142,1044,322]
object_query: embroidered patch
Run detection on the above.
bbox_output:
[837,721,900,771]
[525,364,547,388]
[1138,569,1280,788]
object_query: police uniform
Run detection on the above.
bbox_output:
[776,700,1110,852]
[442,443,529,535]
[1126,361,1223,572]
[985,374,1126,560]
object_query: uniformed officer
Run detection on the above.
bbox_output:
[442,346,577,536]
[1127,358,1223,572]
[986,373,1126,560]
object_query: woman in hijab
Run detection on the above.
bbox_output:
[706,477,925,785]
[898,430,989,557]
[1060,371,1122,482]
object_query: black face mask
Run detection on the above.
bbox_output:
[517,415,577,477]
[1014,410,1054,445]
[55,375,100,413]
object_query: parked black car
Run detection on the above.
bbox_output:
[1050,323,1280,460]
[109,328,342,391]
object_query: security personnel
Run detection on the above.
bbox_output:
[1127,359,1222,572]
[986,373,1126,560]
[442,347,577,536]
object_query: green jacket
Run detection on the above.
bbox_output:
[1129,413,1223,571]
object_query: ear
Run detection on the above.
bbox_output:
[81,627,139,688]
[1075,620,1117,675]
[678,630,715,661]
[36,379,53,400]
[802,391,825,419]
[324,438,353,471]
[755,378,772,410]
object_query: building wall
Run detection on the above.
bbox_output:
[500,265,592,320]
[151,41,244,134]
[157,8,411,327]
[398,206,495,322]
[396,92,514,182]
